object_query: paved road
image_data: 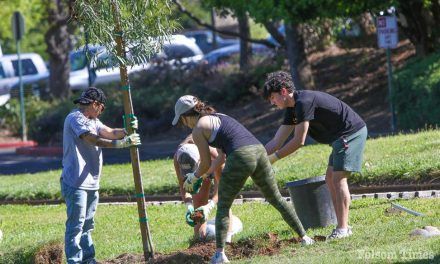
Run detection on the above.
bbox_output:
[0,139,179,175]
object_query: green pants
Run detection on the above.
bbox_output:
[215,144,306,248]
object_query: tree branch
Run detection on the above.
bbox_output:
[172,0,276,48]
[263,21,285,47]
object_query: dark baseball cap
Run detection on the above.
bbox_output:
[73,87,107,105]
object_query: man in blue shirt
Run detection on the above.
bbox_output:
[61,87,140,263]
[263,71,367,240]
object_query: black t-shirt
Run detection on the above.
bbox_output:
[283,90,366,144]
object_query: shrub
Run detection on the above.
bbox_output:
[29,100,73,145]
[393,52,440,130]
[0,97,55,137]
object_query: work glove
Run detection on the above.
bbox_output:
[183,172,203,194]
[115,133,141,148]
[185,204,196,227]
[268,152,280,164]
[123,115,139,134]
[194,200,216,223]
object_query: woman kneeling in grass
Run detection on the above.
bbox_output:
[172,95,314,264]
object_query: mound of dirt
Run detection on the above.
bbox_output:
[99,233,327,264]
[34,242,63,264]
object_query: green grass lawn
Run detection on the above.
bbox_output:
[1,130,439,201]
[0,198,439,263]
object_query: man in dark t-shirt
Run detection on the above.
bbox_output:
[262,71,368,240]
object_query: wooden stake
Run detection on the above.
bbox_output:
[111,1,154,261]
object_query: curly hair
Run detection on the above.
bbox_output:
[263,71,295,99]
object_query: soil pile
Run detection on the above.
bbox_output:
[99,233,327,264]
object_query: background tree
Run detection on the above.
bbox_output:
[396,0,440,56]
[44,0,75,99]
[0,0,47,56]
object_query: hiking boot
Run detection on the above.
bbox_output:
[210,251,230,264]
[301,235,315,246]
[327,228,353,240]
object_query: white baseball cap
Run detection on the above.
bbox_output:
[172,95,198,125]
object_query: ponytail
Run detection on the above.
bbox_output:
[182,99,216,117]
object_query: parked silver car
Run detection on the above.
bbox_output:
[203,43,273,66]
[184,30,239,54]
[70,34,203,90]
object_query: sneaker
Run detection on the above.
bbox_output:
[327,228,352,240]
[210,251,230,264]
[226,232,233,243]
[300,235,315,246]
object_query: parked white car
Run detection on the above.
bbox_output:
[0,53,48,105]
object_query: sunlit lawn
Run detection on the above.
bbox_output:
[1,130,439,201]
[0,198,439,263]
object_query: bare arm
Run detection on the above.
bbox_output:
[80,132,123,148]
[98,124,126,140]
[211,175,219,204]
[265,125,295,154]
[192,117,213,177]
[173,154,192,204]
[276,121,309,158]
[205,148,226,176]
[210,151,224,204]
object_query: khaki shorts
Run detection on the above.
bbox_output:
[328,126,367,172]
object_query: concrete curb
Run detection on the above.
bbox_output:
[0,140,37,149]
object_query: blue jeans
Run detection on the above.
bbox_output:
[61,180,99,264]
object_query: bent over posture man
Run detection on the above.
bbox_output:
[263,71,367,239]
[61,87,140,263]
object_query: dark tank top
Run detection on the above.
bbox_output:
[209,114,260,155]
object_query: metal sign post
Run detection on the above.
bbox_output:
[377,15,398,132]
[11,11,27,141]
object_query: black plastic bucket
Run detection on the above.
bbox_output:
[286,175,337,230]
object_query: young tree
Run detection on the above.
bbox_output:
[71,0,178,261]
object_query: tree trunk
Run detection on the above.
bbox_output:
[430,0,440,48]
[284,22,315,90]
[237,12,251,72]
[44,0,72,99]
[397,0,435,57]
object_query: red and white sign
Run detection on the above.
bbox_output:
[377,16,398,49]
